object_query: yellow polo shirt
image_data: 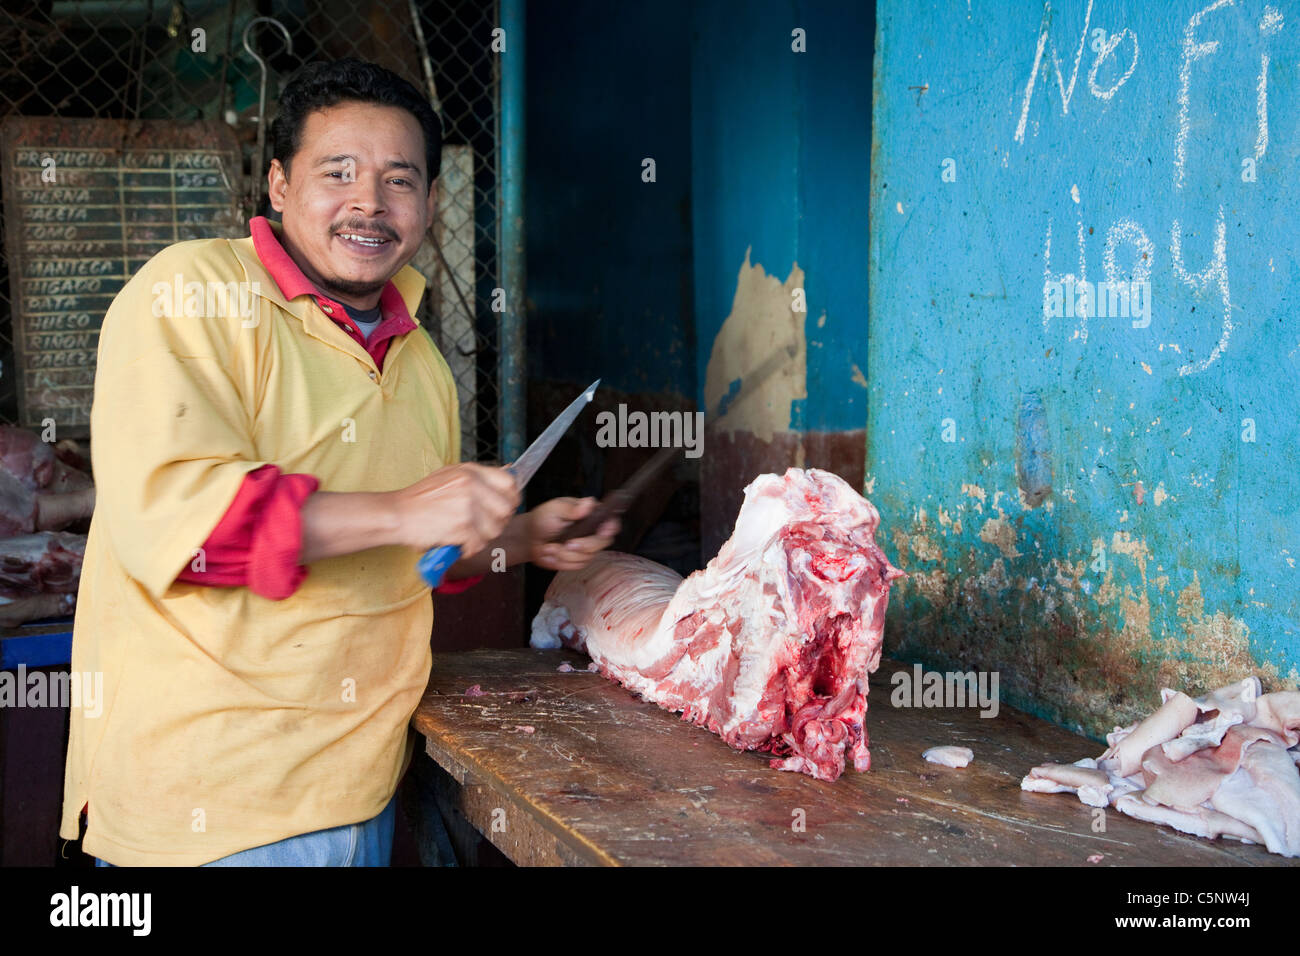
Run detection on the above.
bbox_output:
[59,230,458,866]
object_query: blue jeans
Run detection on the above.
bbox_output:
[95,795,397,867]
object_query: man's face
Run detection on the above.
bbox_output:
[267,101,436,309]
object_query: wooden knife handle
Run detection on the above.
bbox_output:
[555,489,633,542]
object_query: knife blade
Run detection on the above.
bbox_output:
[417,379,601,586]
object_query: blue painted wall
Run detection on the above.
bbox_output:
[869,0,1300,736]
[525,0,695,398]
[691,0,874,431]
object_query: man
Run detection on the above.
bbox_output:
[60,59,615,866]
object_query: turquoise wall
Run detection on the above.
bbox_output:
[869,0,1300,736]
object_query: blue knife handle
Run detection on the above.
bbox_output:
[418,544,462,587]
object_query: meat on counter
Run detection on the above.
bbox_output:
[923,746,974,768]
[531,467,904,782]
[1022,678,1300,857]
[0,427,94,625]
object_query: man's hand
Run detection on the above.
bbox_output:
[388,463,520,557]
[526,497,619,571]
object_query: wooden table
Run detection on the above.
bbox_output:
[409,648,1297,866]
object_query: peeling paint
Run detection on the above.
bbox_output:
[979,517,1021,559]
[883,485,1299,741]
[1110,531,1151,580]
[703,249,807,444]
[868,2,1300,742]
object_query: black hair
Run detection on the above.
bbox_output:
[270,58,442,191]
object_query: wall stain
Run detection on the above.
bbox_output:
[1014,390,1052,508]
[979,517,1020,559]
[883,487,1299,741]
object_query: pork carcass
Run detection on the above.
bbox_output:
[0,427,94,535]
[0,532,85,625]
[1023,678,1300,857]
[531,468,904,782]
[0,426,92,492]
[0,532,86,597]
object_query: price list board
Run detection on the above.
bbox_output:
[1,118,244,433]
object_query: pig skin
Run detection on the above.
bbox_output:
[1024,680,1300,857]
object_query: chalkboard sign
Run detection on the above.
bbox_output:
[1,118,244,434]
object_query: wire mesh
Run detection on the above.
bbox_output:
[0,0,502,461]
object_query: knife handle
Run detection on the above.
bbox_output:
[555,490,633,542]
[418,544,462,587]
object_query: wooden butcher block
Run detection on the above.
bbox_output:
[409,648,1296,867]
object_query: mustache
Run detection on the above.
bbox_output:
[334,221,398,240]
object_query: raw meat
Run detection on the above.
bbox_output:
[531,467,903,782]
[0,426,55,490]
[0,532,86,597]
[923,746,973,768]
[0,592,75,628]
[0,476,94,536]
[0,427,94,535]
[1023,679,1300,856]
[0,470,36,537]
[1021,758,1119,807]
[0,426,92,492]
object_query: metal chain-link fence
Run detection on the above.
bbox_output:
[0,0,502,461]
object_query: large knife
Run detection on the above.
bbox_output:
[417,379,600,586]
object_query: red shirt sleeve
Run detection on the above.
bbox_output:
[175,465,318,600]
[433,573,484,594]
[177,465,487,599]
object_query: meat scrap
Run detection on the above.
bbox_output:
[1022,678,1300,857]
[923,746,973,768]
[531,468,903,782]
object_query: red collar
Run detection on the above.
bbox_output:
[248,215,417,347]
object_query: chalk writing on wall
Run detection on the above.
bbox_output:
[1021,2,1283,375]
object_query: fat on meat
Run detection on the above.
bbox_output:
[1023,679,1300,856]
[531,468,903,782]
[922,746,973,768]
